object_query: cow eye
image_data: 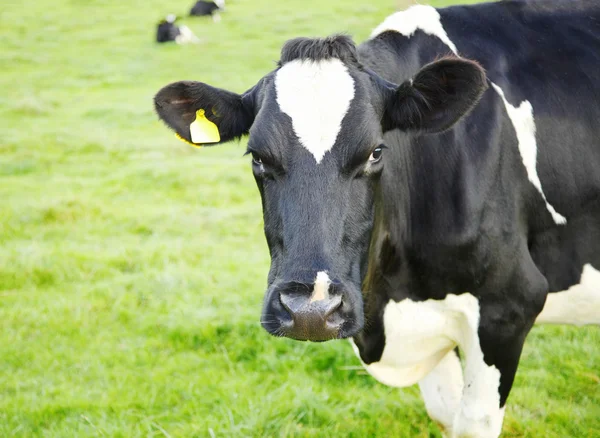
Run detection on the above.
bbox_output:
[251,152,263,166]
[369,146,384,163]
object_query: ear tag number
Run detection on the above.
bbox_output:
[190,109,220,144]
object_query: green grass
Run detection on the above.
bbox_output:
[1,0,599,436]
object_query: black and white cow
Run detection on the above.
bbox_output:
[156,14,200,44]
[189,0,225,22]
[154,1,600,436]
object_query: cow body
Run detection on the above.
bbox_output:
[156,15,200,44]
[154,1,600,436]
[352,2,600,435]
[189,0,224,22]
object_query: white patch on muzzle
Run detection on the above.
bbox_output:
[310,271,331,303]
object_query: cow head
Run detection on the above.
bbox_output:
[154,35,487,342]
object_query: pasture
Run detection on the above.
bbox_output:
[1,0,599,436]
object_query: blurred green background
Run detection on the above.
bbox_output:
[1,0,598,436]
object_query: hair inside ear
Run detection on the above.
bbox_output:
[154,81,256,145]
[384,57,488,134]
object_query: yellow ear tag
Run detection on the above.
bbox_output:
[174,132,200,148]
[189,109,220,144]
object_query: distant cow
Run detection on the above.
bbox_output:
[156,14,200,44]
[154,1,600,437]
[189,0,224,22]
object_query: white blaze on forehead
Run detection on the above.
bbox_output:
[370,5,458,54]
[275,59,355,163]
[310,271,331,303]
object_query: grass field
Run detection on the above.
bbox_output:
[1,0,599,436]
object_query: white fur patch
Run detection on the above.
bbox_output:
[536,263,600,325]
[491,84,567,225]
[310,271,331,303]
[370,5,458,54]
[350,296,459,387]
[275,59,355,163]
[175,25,200,45]
[350,293,504,437]
[371,6,566,225]
[418,350,464,436]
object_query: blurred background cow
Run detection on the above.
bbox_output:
[190,0,225,22]
[156,14,200,44]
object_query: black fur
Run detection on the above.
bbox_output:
[156,20,180,43]
[383,57,488,133]
[190,1,221,16]
[154,81,256,145]
[278,34,360,67]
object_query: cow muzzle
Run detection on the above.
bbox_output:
[261,276,363,342]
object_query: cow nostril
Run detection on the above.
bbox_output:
[279,292,307,316]
[279,293,291,314]
[279,292,343,321]
[275,291,347,341]
[323,295,343,319]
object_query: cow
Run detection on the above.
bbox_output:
[153,1,600,436]
[156,14,200,44]
[189,0,225,22]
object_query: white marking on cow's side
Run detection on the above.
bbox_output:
[491,84,566,224]
[371,6,567,225]
[418,349,464,437]
[175,25,201,45]
[350,293,504,437]
[310,271,331,303]
[536,263,600,325]
[370,5,458,54]
[275,59,355,163]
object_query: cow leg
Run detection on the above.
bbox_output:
[450,317,507,438]
[418,349,463,438]
[453,253,547,438]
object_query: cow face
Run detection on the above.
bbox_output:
[154,35,487,342]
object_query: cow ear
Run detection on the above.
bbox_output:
[154,81,256,146]
[383,57,487,134]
